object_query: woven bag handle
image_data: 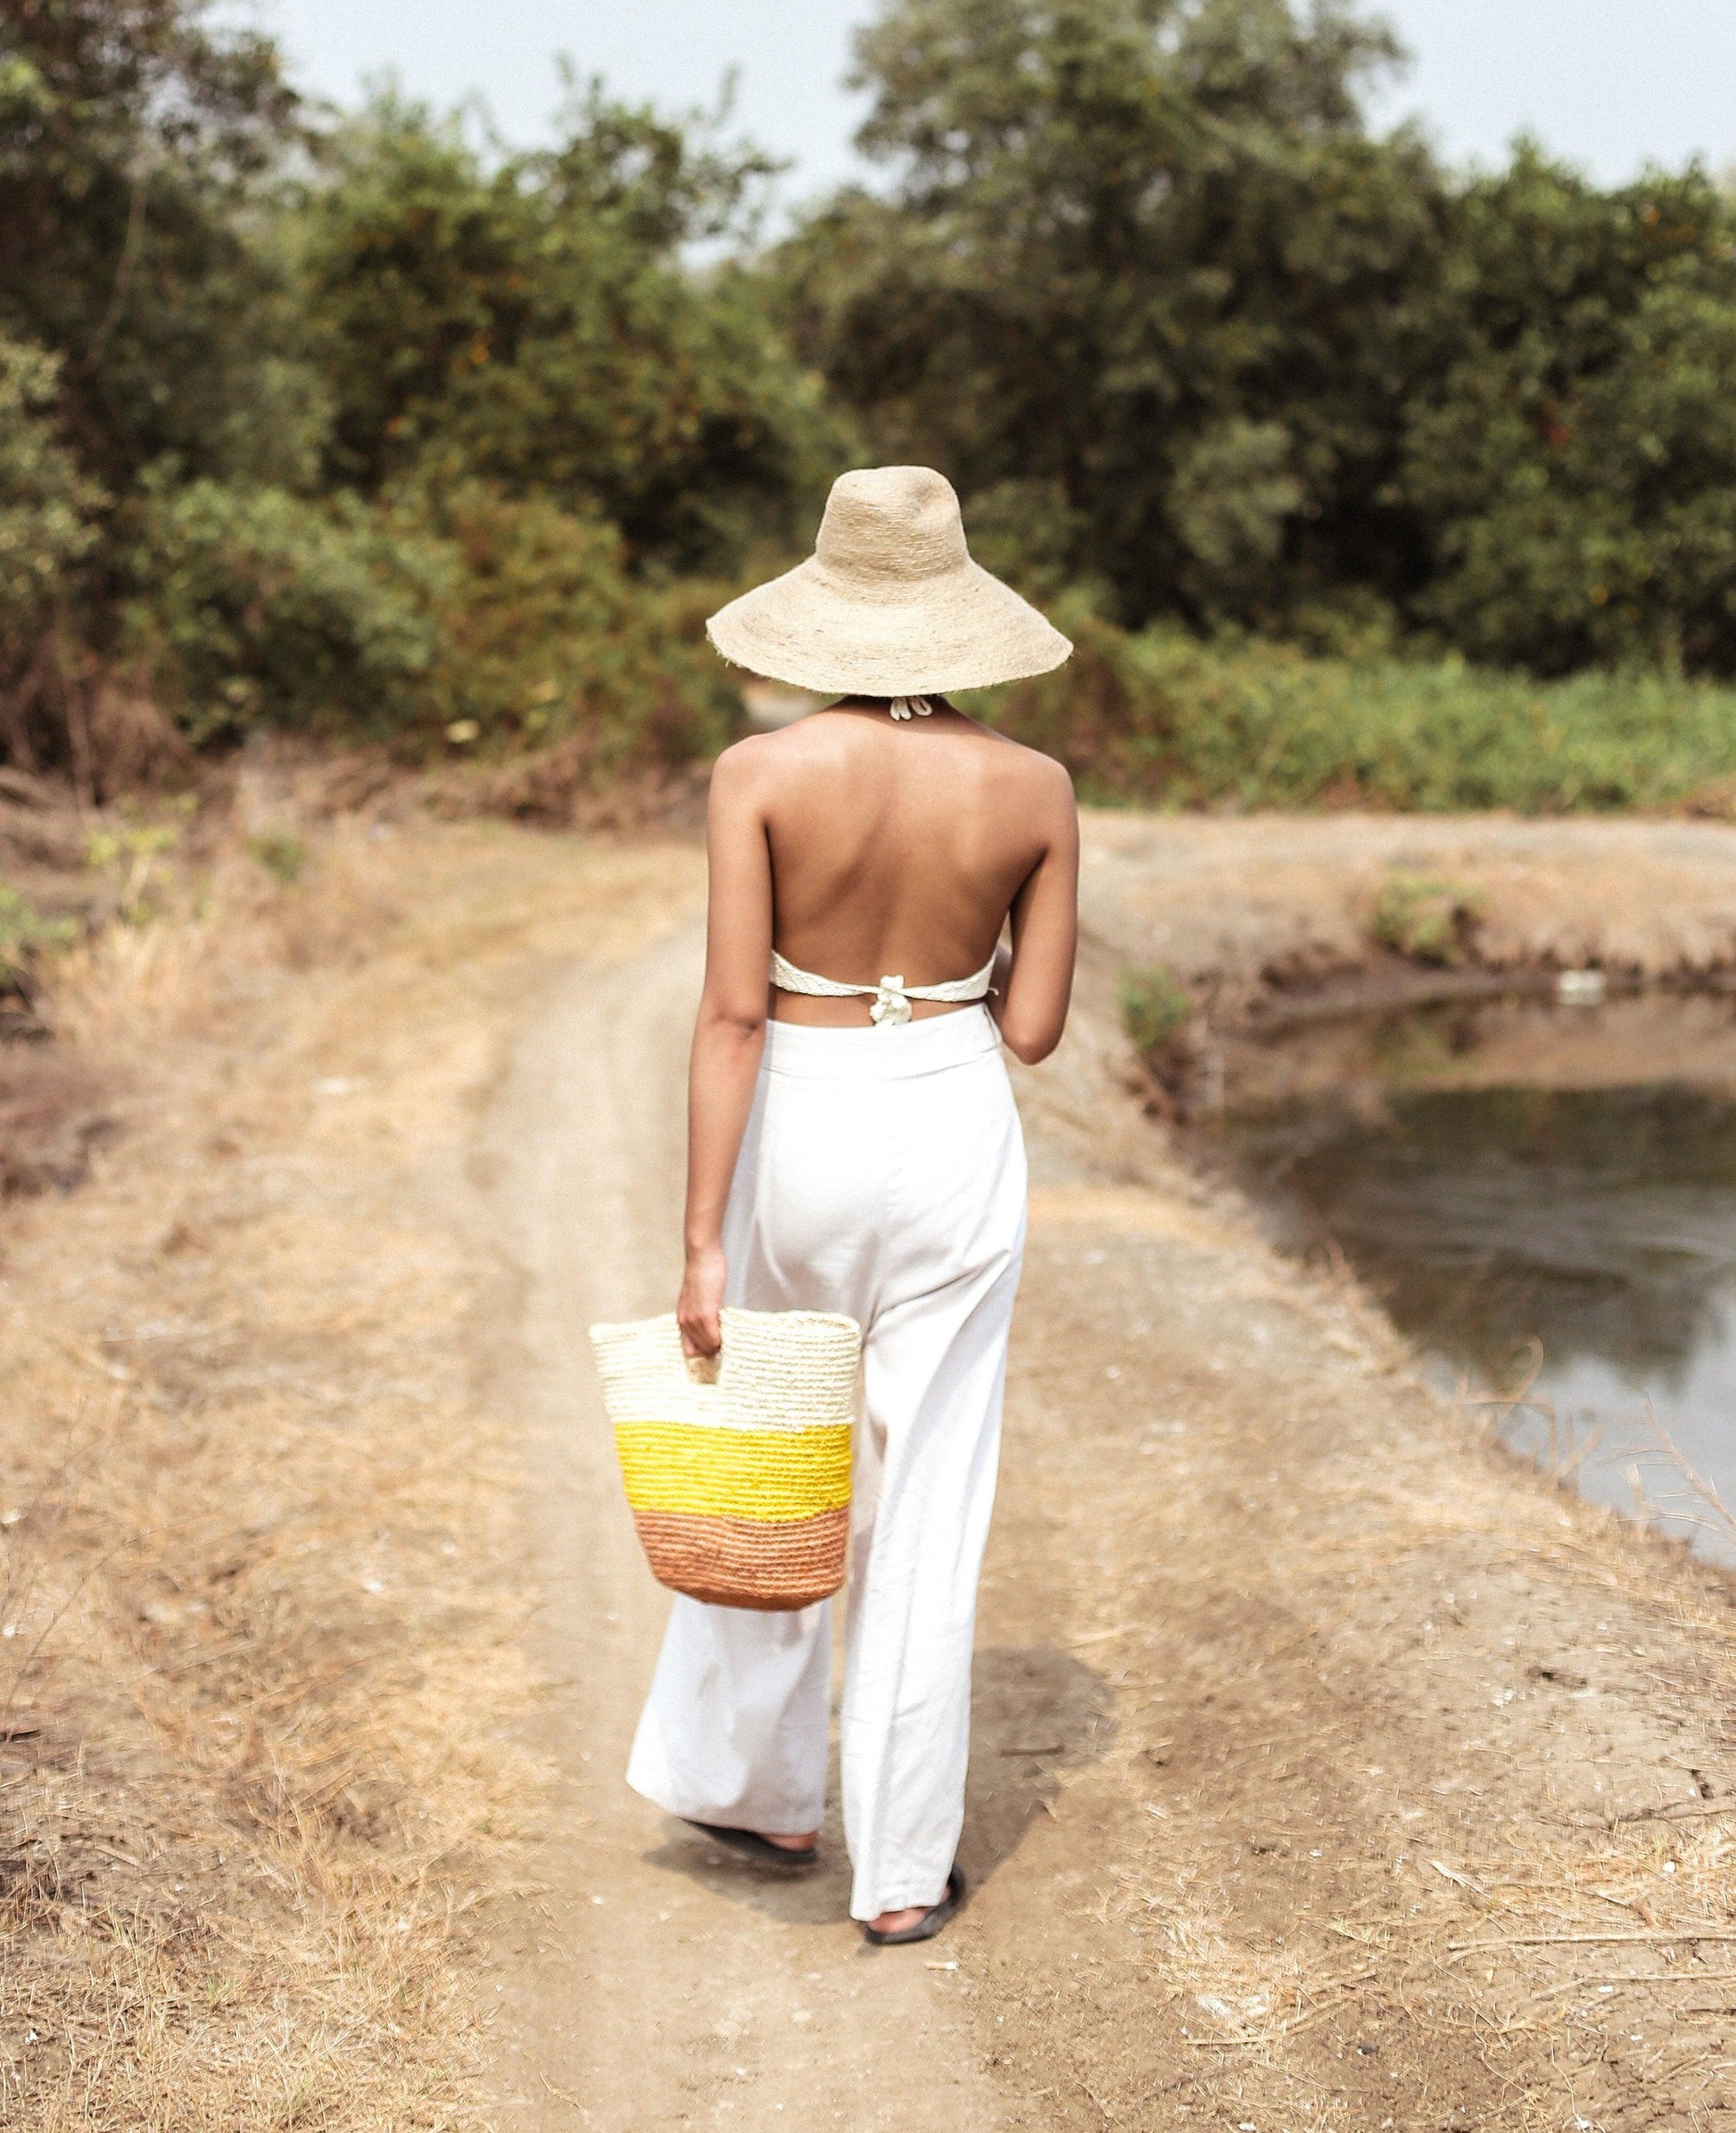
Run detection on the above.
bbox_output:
[682,1342,723,1389]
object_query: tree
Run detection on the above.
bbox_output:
[0,335,103,645]
[0,0,309,493]
[1396,151,1736,674]
[775,0,1448,631]
[295,87,845,572]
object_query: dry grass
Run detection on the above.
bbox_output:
[1088,1431,1736,2129]
[981,1156,1736,2131]
[0,764,701,2127]
[0,1047,117,1200]
[1101,1754,1736,2126]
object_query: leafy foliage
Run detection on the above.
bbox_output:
[0,5,833,779]
[6,0,1736,804]
[0,335,103,641]
[120,473,740,770]
[245,829,306,884]
[0,0,308,492]
[404,484,740,770]
[1395,153,1736,674]
[776,0,1446,632]
[980,605,1736,812]
[0,881,77,988]
[1120,965,1194,1053]
[1370,872,1482,965]
[296,90,845,570]
[781,0,1736,679]
[122,479,446,741]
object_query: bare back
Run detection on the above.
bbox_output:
[740,699,1074,1025]
[680,694,1078,1358]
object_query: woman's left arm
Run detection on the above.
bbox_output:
[676,743,774,1357]
[990,757,1079,1065]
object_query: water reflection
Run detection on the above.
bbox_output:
[1202,993,1736,1556]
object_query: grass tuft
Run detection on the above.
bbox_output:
[1371,871,1484,965]
[1120,965,1195,1054]
[245,830,308,885]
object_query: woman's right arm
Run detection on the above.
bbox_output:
[676,744,774,1358]
[991,758,1079,1066]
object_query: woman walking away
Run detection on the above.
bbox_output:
[625,465,1079,1945]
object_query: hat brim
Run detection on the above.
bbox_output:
[706,555,1072,698]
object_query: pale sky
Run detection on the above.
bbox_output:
[241,0,1736,219]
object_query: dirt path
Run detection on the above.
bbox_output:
[469,921,1004,2129]
[6,805,1736,2129]
[468,846,1736,2132]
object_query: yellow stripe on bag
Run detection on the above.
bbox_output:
[613,1421,852,1521]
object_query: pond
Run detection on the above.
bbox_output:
[1195,988,1736,1559]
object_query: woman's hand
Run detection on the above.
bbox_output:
[677,1244,727,1358]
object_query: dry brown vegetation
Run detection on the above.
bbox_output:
[1080,810,1736,1021]
[0,765,699,2128]
[7,790,1736,2130]
[955,1137,1736,2131]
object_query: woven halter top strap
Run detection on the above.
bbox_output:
[770,948,996,1029]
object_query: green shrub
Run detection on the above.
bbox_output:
[0,882,77,987]
[1371,873,1483,965]
[1119,965,1193,1054]
[0,336,103,641]
[126,479,445,742]
[298,93,844,571]
[85,815,185,920]
[246,830,306,883]
[980,609,1736,814]
[408,484,740,775]
[123,475,742,781]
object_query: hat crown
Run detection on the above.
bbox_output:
[703,460,1071,697]
[814,466,969,583]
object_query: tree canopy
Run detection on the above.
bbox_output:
[776,0,1448,631]
[1399,153,1736,674]
[4,0,1736,789]
[298,88,839,570]
[0,0,303,490]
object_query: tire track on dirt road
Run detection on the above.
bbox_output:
[467,916,1004,2130]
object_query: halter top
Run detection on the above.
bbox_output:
[771,948,996,1029]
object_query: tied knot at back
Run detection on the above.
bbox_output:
[869,978,912,1026]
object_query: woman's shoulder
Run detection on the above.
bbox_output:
[989,724,1073,780]
[710,711,1073,815]
[707,718,854,816]
[712,716,847,782]
[970,723,1076,812]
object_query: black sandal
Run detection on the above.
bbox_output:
[682,1820,819,1870]
[862,1864,966,1946]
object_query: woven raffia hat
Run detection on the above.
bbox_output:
[706,465,1072,698]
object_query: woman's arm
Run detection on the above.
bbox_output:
[676,744,774,1357]
[990,759,1079,1066]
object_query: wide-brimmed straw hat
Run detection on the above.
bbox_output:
[706,465,1072,698]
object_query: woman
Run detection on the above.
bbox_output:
[625,465,1079,1945]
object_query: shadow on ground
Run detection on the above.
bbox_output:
[640,1644,1116,1926]
[962,1645,1117,1891]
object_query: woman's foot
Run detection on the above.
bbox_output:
[868,1904,930,1935]
[862,1865,967,1946]
[682,1819,820,1867]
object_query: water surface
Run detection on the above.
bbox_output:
[1200,991,1736,1557]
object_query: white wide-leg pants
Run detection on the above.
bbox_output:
[626,1004,1027,1921]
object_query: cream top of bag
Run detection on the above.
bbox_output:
[588,1307,861,1433]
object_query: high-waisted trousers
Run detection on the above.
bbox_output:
[626,1004,1027,1920]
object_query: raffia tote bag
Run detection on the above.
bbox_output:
[587,1306,862,1610]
